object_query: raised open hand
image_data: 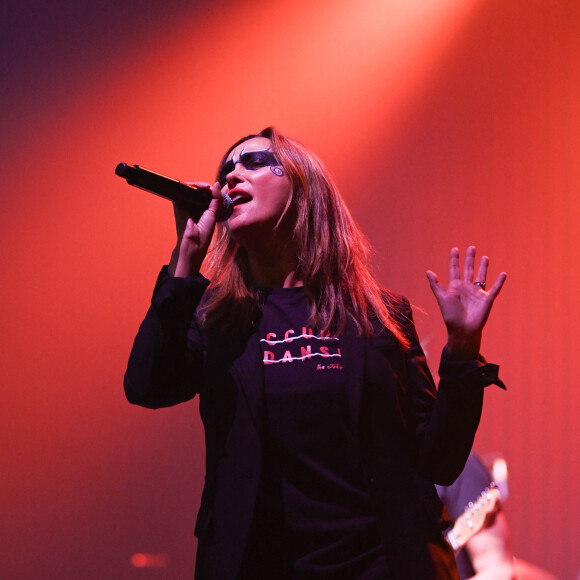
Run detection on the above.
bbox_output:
[426,246,506,359]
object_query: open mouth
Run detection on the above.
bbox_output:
[232,195,251,207]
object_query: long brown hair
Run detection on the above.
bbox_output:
[200,127,409,347]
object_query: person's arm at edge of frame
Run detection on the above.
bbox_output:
[464,509,517,580]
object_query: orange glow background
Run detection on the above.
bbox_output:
[1,0,578,578]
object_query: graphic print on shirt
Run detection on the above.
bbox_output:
[260,325,342,370]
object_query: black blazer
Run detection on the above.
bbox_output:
[124,270,504,580]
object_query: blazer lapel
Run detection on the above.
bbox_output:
[340,319,366,430]
[230,329,266,437]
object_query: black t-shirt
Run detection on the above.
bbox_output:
[239,287,390,580]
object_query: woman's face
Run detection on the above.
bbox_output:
[220,137,293,245]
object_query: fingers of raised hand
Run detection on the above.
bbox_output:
[449,246,491,287]
[426,270,444,301]
[474,254,489,286]
[436,247,506,299]
[486,272,507,298]
[463,246,476,282]
[449,247,460,281]
[471,253,507,299]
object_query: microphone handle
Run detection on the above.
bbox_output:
[115,163,233,221]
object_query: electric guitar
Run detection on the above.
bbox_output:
[445,483,501,551]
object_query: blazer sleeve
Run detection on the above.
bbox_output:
[396,297,504,485]
[124,267,210,409]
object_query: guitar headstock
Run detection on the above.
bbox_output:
[447,483,501,551]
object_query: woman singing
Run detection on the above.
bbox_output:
[124,127,506,579]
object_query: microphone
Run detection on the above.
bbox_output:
[115,163,233,222]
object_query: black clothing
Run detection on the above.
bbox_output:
[247,287,389,578]
[124,269,504,579]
